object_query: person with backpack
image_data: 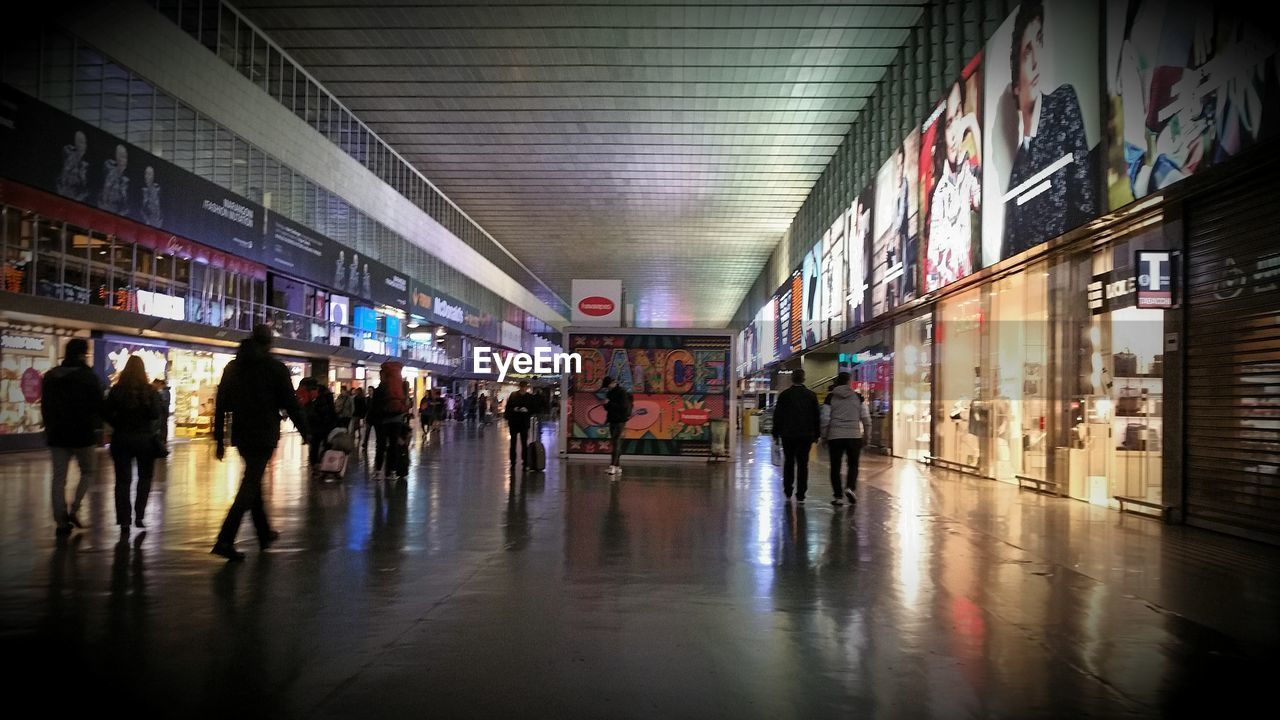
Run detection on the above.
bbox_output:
[602,376,631,477]
[368,361,410,480]
[822,372,872,506]
[42,337,105,536]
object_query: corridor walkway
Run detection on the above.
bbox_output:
[2,422,1277,718]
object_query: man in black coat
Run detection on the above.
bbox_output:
[503,380,540,471]
[41,338,105,535]
[211,325,307,561]
[771,368,821,502]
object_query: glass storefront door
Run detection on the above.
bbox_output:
[893,313,932,461]
[169,348,234,437]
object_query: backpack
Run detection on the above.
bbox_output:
[379,362,409,415]
[623,390,634,419]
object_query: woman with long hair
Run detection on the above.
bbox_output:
[103,355,161,530]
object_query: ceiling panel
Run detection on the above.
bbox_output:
[235,0,924,326]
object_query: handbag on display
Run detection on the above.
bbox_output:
[1149,355,1164,377]
[1123,423,1147,451]
[1116,386,1142,416]
[1113,350,1138,377]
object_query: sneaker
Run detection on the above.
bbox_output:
[210,543,245,561]
[845,489,857,504]
[605,465,619,475]
[831,498,844,507]
[796,497,805,504]
[260,530,281,551]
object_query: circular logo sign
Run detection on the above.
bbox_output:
[20,367,42,403]
[578,296,615,317]
[680,408,710,426]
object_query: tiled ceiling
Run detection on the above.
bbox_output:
[234,0,924,327]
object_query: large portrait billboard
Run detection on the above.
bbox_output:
[1106,1,1278,208]
[801,239,823,348]
[872,130,920,316]
[846,182,874,330]
[920,52,984,294]
[984,0,1101,265]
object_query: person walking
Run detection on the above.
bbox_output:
[822,372,872,506]
[602,377,631,477]
[41,337,105,536]
[335,385,354,438]
[771,369,821,503]
[298,377,336,469]
[151,378,171,450]
[103,356,161,530]
[211,325,307,561]
[368,362,411,480]
[352,387,368,453]
[503,380,539,471]
[418,393,433,433]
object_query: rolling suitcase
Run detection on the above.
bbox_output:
[319,449,348,480]
[525,418,546,472]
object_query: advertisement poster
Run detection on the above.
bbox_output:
[566,333,731,457]
[800,238,823,348]
[821,216,846,341]
[0,86,261,262]
[871,129,921,317]
[774,281,792,362]
[984,0,1101,266]
[1106,1,1278,210]
[921,51,984,294]
[846,182,874,330]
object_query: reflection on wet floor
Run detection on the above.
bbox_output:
[2,421,1278,718]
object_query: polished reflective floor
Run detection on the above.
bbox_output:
[2,422,1277,718]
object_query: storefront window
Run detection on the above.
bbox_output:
[34,219,62,300]
[0,331,75,436]
[1047,222,1166,507]
[987,265,1049,482]
[934,287,986,473]
[893,313,932,461]
[169,348,233,437]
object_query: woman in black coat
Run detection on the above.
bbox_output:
[103,355,161,529]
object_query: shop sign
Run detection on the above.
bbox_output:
[433,296,465,325]
[1088,270,1138,315]
[135,289,185,321]
[570,279,622,326]
[680,407,710,426]
[1,333,47,353]
[1136,251,1175,309]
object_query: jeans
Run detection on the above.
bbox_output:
[781,437,814,499]
[50,445,96,525]
[374,422,405,477]
[509,425,529,465]
[216,447,273,545]
[609,422,625,466]
[828,438,864,498]
[110,433,156,526]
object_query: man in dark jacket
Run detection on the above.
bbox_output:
[503,381,540,471]
[602,377,630,477]
[41,338,105,535]
[771,368,821,502]
[352,387,369,453]
[211,325,307,561]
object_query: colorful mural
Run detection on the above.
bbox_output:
[566,333,731,457]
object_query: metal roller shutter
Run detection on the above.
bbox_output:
[1184,173,1280,544]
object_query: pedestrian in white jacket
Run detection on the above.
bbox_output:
[821,372,871,506]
